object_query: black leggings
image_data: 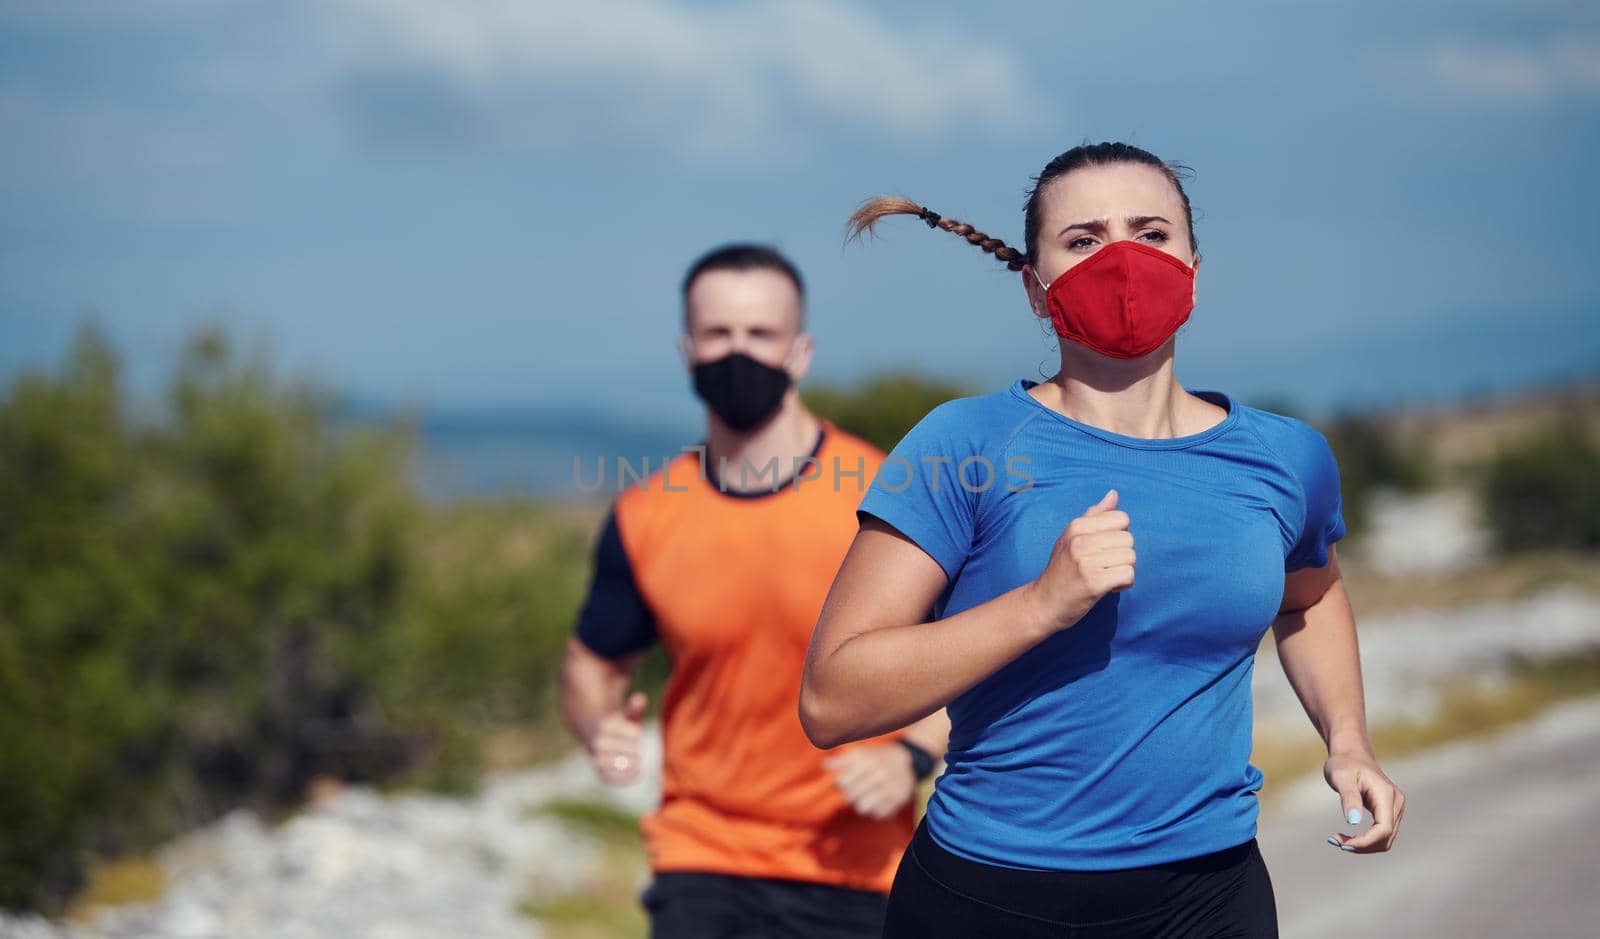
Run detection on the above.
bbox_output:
[883,819,1277,938]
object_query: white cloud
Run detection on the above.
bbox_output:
[313,0,1028,160]
[1426,35,1600,103]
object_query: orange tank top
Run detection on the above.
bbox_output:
[611,420,911,892]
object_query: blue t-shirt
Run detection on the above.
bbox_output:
[856,378,1346,871]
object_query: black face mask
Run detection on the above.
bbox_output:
[690,352,792,431]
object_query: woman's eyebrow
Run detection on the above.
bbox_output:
[1057,215,1173,237]
[1059,218,1107,236]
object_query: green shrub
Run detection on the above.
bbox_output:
[1481,419,1600,552]
[0,324,430,910]
[1322,414,1432,534]
[0,323,607,912]
[803,373,975,452]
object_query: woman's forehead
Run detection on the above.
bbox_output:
[1039,162,1183,220]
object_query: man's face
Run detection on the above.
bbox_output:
[682,268,806,372]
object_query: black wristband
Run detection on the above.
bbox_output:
[897,739,937,781]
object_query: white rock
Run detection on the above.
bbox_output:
[1255,585,1600,732]
[1353,487,1491,575]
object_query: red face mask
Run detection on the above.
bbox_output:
[1033,240,1197,359]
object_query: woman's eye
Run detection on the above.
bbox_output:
[1139,230,1169,243]
[1068,237,1097,250]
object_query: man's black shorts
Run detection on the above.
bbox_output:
[641,870,888,939]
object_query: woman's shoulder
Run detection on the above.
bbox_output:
[1227,399,1340,486]
[1229,399,1332,446]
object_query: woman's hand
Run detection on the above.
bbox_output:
[1027,489,1136,633]
[1324,750,1406,853]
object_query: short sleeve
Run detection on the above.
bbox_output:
[1285,425,1348,572]
[574,507,659,658]
[855,402,981,581]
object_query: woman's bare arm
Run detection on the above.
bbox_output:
[1273,545,1407,852]
[1272,547,1369,755]
[800,490,1134,748]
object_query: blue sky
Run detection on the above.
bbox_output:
[3,0,1598,437]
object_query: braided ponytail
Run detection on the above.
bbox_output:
[845,196,1027,272]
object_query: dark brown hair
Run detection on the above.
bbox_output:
[681,243,805,329]
[845,195,1026,271]
[845,142,1198,270]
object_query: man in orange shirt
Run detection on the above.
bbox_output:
[559,244,949,938]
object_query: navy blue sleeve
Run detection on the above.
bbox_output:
[856,400,981,581]
[1284,423,1348,572]
[574,507,658,658]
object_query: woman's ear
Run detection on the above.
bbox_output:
[1022,266,1049,320]
[1190,255,1201,308]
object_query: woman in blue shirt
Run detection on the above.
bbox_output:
[799,142,1406,938]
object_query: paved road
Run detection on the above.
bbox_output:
[1261,696,1600,939]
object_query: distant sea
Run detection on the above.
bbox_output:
[382,406,699,505]
[343,303,1599,504]
[382,378,1599,506]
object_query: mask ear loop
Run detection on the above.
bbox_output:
[1029,266,1051,318]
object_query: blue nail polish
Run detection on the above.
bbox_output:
[1340,845,1356,853]
[1347,808,1361,825]
[1326,837,1340,848]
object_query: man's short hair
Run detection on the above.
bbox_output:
[681,244,805,329]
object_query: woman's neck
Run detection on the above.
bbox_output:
[1034,340,1221,439]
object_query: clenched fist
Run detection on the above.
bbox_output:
[1030,489,1135,633]
[587,690,648,785]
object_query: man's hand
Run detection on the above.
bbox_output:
[587,690,648,785]
[824,743,918,819]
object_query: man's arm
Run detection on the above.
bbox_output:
[563,507,659,784]
[559,636,649,784]
[821,706,951,820]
